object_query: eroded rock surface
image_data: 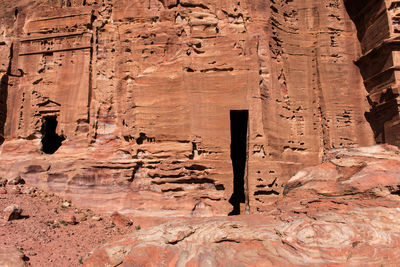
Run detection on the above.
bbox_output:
[0,246,29,267]
[84,145,400,266]
[344,0,400,146]
[0,0,377,216]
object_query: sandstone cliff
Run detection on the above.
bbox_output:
[345,0,400,146]
[84,145,400,266]
[0,0,376,215]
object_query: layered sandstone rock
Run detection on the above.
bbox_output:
[344,0,400,146]
[0,0,375,215]
[84,145,400,266]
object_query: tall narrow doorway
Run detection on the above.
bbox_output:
[229,110,248,215]
[41,116,65,154]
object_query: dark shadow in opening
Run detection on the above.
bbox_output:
[0,74,8,145]
[364,88,399,144]
[136,132,147,144]
[343,0,400,145]
[41,116,65,154]
[228,110,248,216]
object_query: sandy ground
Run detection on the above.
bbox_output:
[0,184,138,266]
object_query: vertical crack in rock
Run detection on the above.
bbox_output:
[314,36,331,153]
[0,0,376,216]
[88,10,95,125]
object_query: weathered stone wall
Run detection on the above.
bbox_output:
[345,0,400,146]
[0,0,374,216]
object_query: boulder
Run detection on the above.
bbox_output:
[3,205,22,221]
[0,246,29,267]
[110,212,133,227]
[85,146,400,266]
[7,176,25,185]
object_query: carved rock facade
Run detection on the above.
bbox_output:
[84,145,400,266]
[0,0,376,215]
[345,0,400,146]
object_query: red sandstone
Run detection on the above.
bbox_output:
[0,0,377,216]
[0,0,400,266]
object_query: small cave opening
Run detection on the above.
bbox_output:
[41,116,65,154]
[228,110,248,215]
[136,132,147,144]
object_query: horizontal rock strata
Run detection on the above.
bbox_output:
[345,0,400,146]
[0,0,374,215]
[84,145,400,266]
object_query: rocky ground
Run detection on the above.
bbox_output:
[2,145,400,266]
[0,182,146,266]
[85,145,400,266]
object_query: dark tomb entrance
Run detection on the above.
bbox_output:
[229,110,249,215]
[41,116,65,154]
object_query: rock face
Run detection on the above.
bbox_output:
[344,0,400,146]
[84,145,400,266]
[0,0,377,215]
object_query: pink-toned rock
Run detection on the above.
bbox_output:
[21,186,33,195]
[3,204,22,221]
[9,185,22,195]
[110,212,133,227]
[85,145,400,266]
[285,144,400,199]
[0,246,29,267]
[191,201,214,217]
[61,215,78,225]
[77,214,88,222]
[7,176,24,185]
[344,0,400,146]
[0,187,6,194]
[0,0,398,264]
[0,177,7,187]
[0,0,376,217]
